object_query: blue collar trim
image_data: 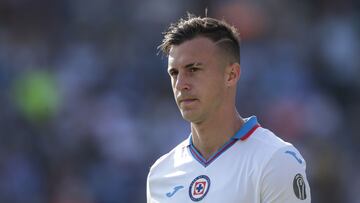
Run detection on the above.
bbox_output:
[232,116,258,140]
[187,116,260,167]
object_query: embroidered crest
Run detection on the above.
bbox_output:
[189,175,211,201]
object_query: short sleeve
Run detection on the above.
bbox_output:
[146,171,152,202]
[147,169,158,203]
[260,146,311,203]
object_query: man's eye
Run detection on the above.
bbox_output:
[169,70,178,76]
[189,68,199,72]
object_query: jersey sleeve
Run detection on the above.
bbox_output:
[146,171,152,203]
[260,146,311,203]
[147,168,159,203]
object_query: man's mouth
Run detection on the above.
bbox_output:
[178,98,198,106]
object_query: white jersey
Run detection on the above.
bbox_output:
[147,116,311,203]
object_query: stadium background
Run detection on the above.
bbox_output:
[0,0,359,202]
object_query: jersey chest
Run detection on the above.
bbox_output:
[151,148,262,203]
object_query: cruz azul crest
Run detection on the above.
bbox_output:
[189,175,211,202]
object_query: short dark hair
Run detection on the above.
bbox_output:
[159,14,240,64]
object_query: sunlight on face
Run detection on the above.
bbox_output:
[168,37,228,124]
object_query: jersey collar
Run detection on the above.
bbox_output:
[186,116,260,167]
[232,116,260,140]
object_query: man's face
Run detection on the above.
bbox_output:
[168,37,228,124]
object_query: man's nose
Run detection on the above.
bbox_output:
[175,72,190,91]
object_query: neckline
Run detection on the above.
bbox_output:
[187,116,260,167]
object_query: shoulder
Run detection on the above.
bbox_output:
[148,138,189,178]
[251,127,293,151]
[250,127,311,202]
[248,127,305,165]
[239,126,308,175]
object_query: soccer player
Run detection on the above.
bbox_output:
[147,14,311,203]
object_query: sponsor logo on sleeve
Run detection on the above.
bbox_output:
[285,150,303,164]
[293,173,307,200]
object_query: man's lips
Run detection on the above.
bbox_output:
[178,98,198,105]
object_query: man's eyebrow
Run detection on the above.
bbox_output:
[168,62,203,73]
[184,62,203,68]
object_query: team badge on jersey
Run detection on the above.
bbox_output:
[189,175,211,201]
[293,173,307,200]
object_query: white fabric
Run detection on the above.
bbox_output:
[147,123,311,203]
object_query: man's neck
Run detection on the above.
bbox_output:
[190,109,244,160]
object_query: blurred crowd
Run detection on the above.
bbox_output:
[0,0,359,202]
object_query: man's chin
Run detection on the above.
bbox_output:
[181,111,202,123]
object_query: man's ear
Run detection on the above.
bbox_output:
[225,63,241,87]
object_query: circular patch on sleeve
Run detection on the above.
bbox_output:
[293,173,307,200]
[189,175,211,202]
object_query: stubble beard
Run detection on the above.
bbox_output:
[179,106,208,125]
